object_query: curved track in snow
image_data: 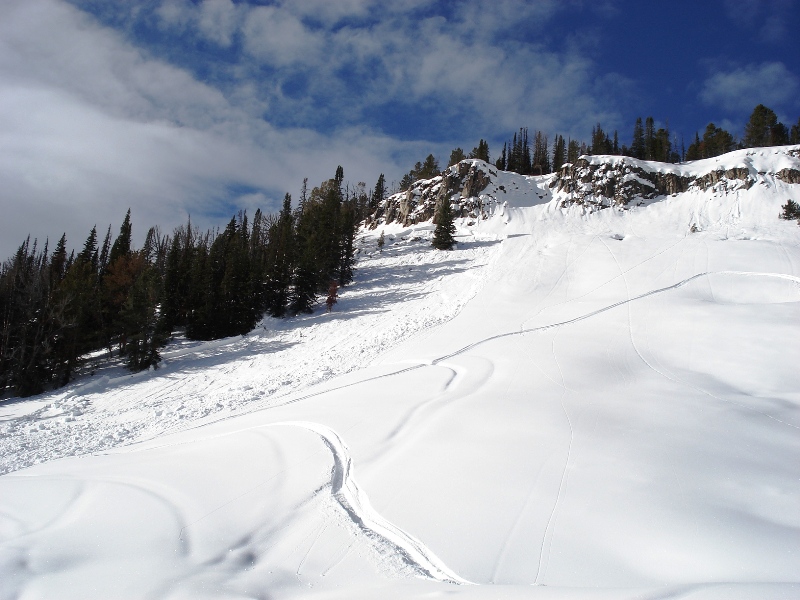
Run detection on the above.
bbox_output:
[278,421,473,585]
[433,270,800,363]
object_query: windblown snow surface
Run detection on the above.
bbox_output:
[1,147,800,599]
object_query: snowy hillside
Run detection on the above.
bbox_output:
[1,147,800,599]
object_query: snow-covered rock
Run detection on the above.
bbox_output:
[370,146,800,228]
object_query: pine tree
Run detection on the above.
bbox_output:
[744,104,785,147]
[432,198,456,250]
[552,135,566,172]
[644,117,656,160]
[631,117,645,159]
[791,118,800,144]
[780,199,800,221]
[370,174,386,211]
[567,138,581,164]
[468,139,490,162]
[532,131,550,174]
[686,131,702,161]
[418,154,440,179]
[108,209,132,267]
[495,142,507,171]
[265,194,295,317]
[449,147,466,166]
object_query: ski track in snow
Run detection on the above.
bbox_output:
[134,267,800,459]
[279,421,472,585]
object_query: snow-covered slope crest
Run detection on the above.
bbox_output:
[554,145,800,208]
[370,146,800,229]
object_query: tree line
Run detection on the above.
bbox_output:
[399,104,800,183]
[0,167,388,398]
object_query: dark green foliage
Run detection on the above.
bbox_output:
[1,169,361,396]
[495,142,507,171]
[532,131,550,174]
[791,118,800,144]
[744,104,788,148]
[432,199,457,251]
[631,117,645,159]
[264,196,295,317]
[370,174,386,212]
[468,139,490,162]
[497,129,555,175]
[418,154,440,179]
[449,147,466,167]
[686,123,735,160]
[780,199,800,221]
[399,155,440,191]
[552,135,567,172]
[186,215,257,340]
[590,124,614,155]
[567,139,581,164]
[108,209,132,267]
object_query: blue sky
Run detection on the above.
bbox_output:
[1,0,798,257]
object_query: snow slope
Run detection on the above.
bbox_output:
[1,148,799,599]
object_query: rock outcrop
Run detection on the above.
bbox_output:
[367,160,496,228]
[550,157,757,208]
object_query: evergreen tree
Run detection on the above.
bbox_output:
[418,154,440,179]
[108,209,132,267]
[532,131,550,174]
[791,118,800,144]
[644,117,656,160]
[653,127,672,162]
[495,142,508,171]
[744,104,786,147]
[370,174,386,211]
[98,225,112,275]
[590,124,612,155]
[686,131,702,161]
[631,117,645,159]
[265,194,295,317]
[567,138,581,164]
[468,139,490,162]
[552,135,566,172]
[780,199,800,221]
[449,147,466,166]
[431,198,456,250]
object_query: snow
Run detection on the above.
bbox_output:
[585,144,800,177]
[1,149,800,599]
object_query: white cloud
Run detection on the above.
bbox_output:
[700,62,800,114]
[242,6,322,67]
[0,0,414,257]
[198,0,241,47]
[155,0,194,31]
[0,0,630,256]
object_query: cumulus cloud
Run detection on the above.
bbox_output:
[198,0,241,47]
[0,0,414,257]
[242,6,322,67]
[700,62,800,114]
[0,0,629,257]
